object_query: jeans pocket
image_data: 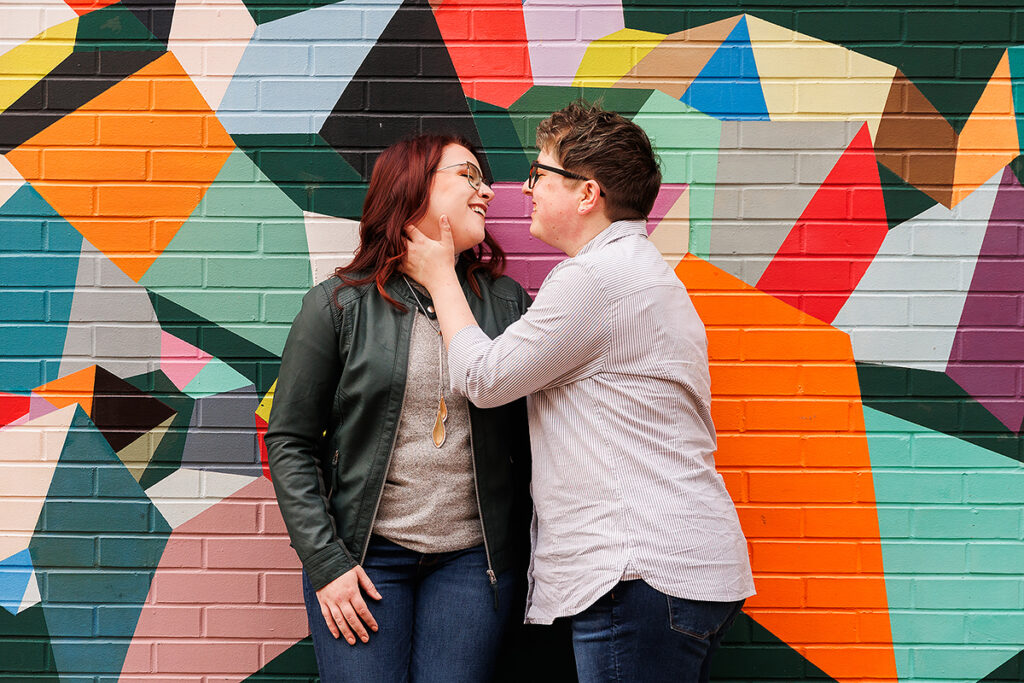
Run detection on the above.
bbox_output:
[666,596,742,640]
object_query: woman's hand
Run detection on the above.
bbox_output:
[402,214,459,294]
[315,565,382,645]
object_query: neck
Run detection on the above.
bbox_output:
[563,218,614,257]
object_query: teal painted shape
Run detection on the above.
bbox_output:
[680,16,769,122]
[1009,47,1024,156]
[28,406,171,677]
[633,91,721,259]
[181,356,253,398]
[0,184,81,393]
[0,603,59,680]
[141,149,311,356]
[865,406,1024,681]
[0,549,33,615]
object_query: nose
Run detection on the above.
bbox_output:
[522,179,532,196]
[478,180,494,201]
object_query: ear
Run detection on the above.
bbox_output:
[576,180,602,215]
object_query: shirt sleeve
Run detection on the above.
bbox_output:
[448,261,609,409]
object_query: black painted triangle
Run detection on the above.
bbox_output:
[91,365,177,452]
[123,369,196,490]
[980,648,1024,681]
[119,0,178,45]
[878,161,939,230]
[711,613,838,681]
[318,0,487,182]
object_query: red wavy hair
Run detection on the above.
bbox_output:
[334,134,506,310]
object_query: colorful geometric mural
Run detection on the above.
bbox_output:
[2,0,1023,681]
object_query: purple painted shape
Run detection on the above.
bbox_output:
[487,182,689,293]
[947,166,1024,433]
[524,1,625,86]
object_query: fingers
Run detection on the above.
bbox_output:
[438,214,453,247]
[352,595,379,634]
[341,603,370,643]
[356,566,382,601]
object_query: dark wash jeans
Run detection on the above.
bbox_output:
[570,579,744,683]
[301,536,518,683]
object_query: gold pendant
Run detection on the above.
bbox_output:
[432,396,448,448]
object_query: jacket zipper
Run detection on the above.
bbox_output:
[468,410,499,610]
[360,353,410,565]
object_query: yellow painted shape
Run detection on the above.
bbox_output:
[116,414,175,482]
[648,185,690,268]
[952,50,1018,207]
[745,15,896,141]
[572,28,667,88]
[0,18,78,113]
[256,379,277,423]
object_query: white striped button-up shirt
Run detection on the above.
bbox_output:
[448,220,755,624]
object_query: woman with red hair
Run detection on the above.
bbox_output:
[266,135,533,682]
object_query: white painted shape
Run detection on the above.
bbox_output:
[0,156,25,208]
[303,211,360,283]
[0,405,77,559]
[524,0,624,86]
[832,169,1001,369]
[17,568,40,614]
[144,467,256,529]
[168,0,258,110]
[0,0,76,59]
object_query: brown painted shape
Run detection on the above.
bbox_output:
[614,15,741,98]
[874,70,956,207]
[5,52,235,281]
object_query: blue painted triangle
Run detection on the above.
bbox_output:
[0,549,34,615]
[680,16,769,121]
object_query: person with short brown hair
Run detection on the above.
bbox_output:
[403,101,754,683]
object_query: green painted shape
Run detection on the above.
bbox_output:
[865,406,1024,681]
[182,356,252,398]
[232,133,366,220]
[1006,47,1024,154]
[0,604,59,679]
[241,0,338,25]
[1010,156,1024,188]
[621,4,1013,132]
[140,149,311,356]
[74,3,165,53]
[29,406,171,677]
[147,292,281,396]
[508,86,655,153]
[856,363,1023,464]
[124,370,195,491]
[877,162,939,230]
[244,637,319,681]
[711,613,837,681]
[468,99,532,183]
[633,90,721,258]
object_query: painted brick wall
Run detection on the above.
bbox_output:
[1,1,1023,681]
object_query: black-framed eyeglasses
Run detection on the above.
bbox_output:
[437,161,489,191]
[528,161,605,196]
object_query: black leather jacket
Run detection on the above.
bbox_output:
[266,267,532,592]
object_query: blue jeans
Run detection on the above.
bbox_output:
[570,580,744,683]
[301,536,518,683]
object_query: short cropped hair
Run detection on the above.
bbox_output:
[535,101,661,221]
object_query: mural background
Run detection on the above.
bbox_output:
[1,0,1023,680]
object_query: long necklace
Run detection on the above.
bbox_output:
[404,277,448,448]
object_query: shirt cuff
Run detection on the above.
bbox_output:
[448,324,491,397]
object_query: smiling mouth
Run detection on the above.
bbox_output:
[470,206,486,217]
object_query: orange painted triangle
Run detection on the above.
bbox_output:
[4,52,235,282]
[952,50,1018,206]
[34,365,97,416]
[676,254,897,683]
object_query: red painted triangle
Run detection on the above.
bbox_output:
[756,123,888,323]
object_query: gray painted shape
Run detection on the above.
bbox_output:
[710,120,857,285]
[178,385,261,476]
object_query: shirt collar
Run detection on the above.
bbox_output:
[575,219,648,257]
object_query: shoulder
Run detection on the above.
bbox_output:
[313,273,373,309]
[481,273,529,304]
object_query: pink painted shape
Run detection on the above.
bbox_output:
[27,394,59,421]
[524,0,625,86]
[488,182,690,293]
[121,477,308,681]
[160,331,214,390]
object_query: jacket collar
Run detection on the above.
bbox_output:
[575,219,648,257]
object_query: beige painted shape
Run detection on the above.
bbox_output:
[952,51,1018,206]
[0,405,77,559]
[615,16,740,98]
[0,17,78,113]
[145,467,257,529]
[0,154,25,208]
[0,0,76,59]
[168,0,257,110]
[572,28,667,88]
[303,211,360,283]
[115,414,175,482]
[745,15,896,140]
[648,185,690,269]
